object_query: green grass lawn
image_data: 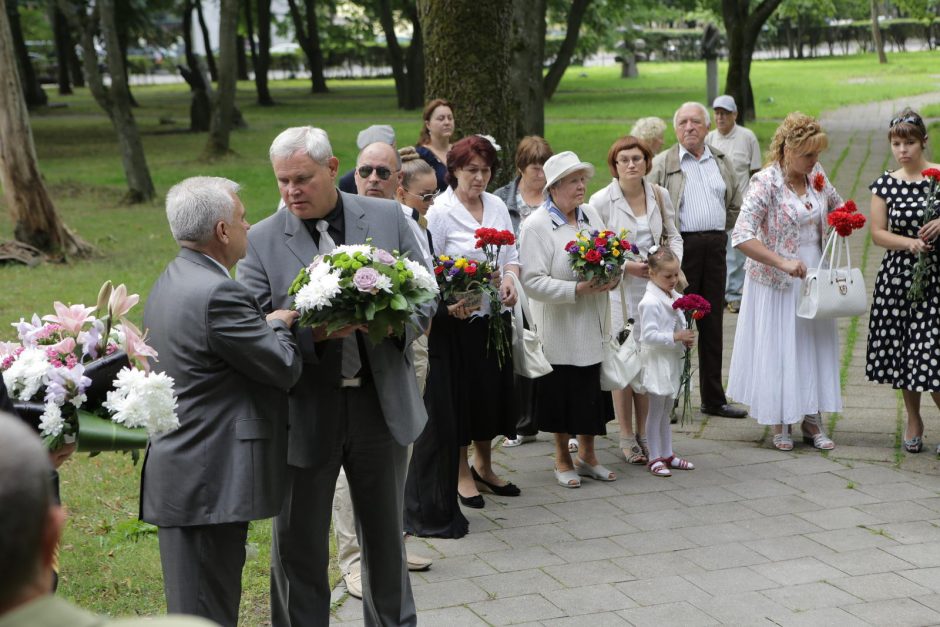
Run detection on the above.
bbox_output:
[1,51,939,623]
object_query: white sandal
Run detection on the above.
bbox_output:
[801,413,835,450]
[773,424,794,451]
[575,457,616,481]
[554,467,581,488]
[567,437,579,453]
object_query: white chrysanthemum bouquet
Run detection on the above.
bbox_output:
[289,243,438,344]
[1,281,179,452]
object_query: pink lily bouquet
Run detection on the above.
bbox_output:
[670,293,711,425]
[1,281,179,452]
[289,243,439,345]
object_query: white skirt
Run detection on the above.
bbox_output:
[727,244,842,425]
[640,344,684,397]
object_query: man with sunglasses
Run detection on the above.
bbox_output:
[332,141,434,601]
[338,125,396,194]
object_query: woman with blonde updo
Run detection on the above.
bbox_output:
[728,112,844,451]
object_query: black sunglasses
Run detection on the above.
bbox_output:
[889,115,922,129]
[357,165,396,180]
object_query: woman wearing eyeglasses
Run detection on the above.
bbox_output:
[589,135,683,466]
[866,109,940,455]
[404,135,520,538]
[416,98,455,192]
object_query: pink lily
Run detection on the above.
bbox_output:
[109,284,140,319]
[42,302,96,335]
[47,337,77,357]
[119,321,158,372]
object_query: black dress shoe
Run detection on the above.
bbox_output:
[471,466,521,497]
[458,492,485,508]
[700,403,748,418]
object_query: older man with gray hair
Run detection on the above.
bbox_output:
[0,412,215,626]
[140,176,302,626]
[650,102,747,420]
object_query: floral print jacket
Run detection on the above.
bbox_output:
[731,162,843,290]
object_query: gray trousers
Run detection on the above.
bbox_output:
[271,381,415,627]
[158,522,249,627]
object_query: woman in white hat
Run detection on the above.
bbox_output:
[519,151,621,488]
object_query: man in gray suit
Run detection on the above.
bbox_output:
[238,126,433,627]
[140,176,302,627]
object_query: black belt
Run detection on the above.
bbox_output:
[680,230,725,237]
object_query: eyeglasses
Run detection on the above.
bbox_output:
[405,189,440,203]
[357,165,397,180]
[617,156,645,165]
[889,115,921,129]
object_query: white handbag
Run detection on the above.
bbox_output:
[797,230,868,319]
[599,288,643,392]
[509,273,553,379]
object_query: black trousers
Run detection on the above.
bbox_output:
[680,231,729,408]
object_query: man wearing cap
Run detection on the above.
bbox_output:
[333,140,433,601]
[649,102,747,419]
[705,95,762,314]
[338,125,397,194]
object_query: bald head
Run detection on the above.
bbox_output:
[355,142,402,200]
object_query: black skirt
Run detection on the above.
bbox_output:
[533,363,611,436]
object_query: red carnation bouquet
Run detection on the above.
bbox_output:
[826,199,866,237]
[565,228,638,284]
[474,227,516,368]
[670,294,712,424]
[909,168,940,301]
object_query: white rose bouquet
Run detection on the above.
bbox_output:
[289,243,438,344]
[1,281,179,452]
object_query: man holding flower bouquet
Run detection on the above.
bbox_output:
[238,127,433,626]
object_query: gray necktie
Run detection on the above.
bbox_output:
[317,220,361,379]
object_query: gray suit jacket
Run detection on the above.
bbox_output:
[237,192,434,467]
[140,248,302,527]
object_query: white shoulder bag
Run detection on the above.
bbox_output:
[600,285,643,392]
[509,273,553,379]
[797,230,867,319]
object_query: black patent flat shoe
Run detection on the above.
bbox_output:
[471,466,521,497]
[457,491,485,508]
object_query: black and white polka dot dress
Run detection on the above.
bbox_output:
[865,172,940,392]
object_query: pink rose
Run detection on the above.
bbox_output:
[353,267,381,293]
[373,249,396,265]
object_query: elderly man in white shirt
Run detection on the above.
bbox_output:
[649,102,747,419]
[705,95,762,314]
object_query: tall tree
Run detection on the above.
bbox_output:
[286,0,328,93]
[543,0,591,100]
[870,0,888,63]
[206,0,239,157]
[364,0,423,110]
[195,0,218,81]
[252,0,275,104]
[0,0,90,257]
[509,0,546,136]
[721,0,784,122]
[59,0,156,202]
[181,0,211,131]
[419,0,516,186]
[51,5,73,94]
[401,1,424,109]
[7,0,48,108]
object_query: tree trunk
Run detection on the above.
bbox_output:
[418,0,516,186]
[59,0,155,203]
[206,0,239,157]
[254,0,274,105]
[721,0,783,123]
[117,28,138,107]
[286,0,328,93]
[0,0,91,258]
[236,34,249,80]
[870,0,888,63]
[195,0,218,82]
[7,0,48,108]
[509,0,546,137]
[52,6,72,95]
[181,0,211,131]
[375,0,409,109]
[65,23,83,87]
[402,2,424,110]
[543,0,591,101]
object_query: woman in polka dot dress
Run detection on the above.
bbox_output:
[866,108,940,454]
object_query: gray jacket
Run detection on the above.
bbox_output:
[649,143,742,231]
[140,248,302,527]
[237,193,434,466]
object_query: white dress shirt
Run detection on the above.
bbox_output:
[677,145,727,232]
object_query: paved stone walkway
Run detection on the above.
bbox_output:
[334,92,940,626]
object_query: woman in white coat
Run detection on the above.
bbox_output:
[589,135,683,466]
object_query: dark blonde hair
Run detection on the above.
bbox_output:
[647,245,679,272]
[888,108,928,147]
[399,146,435,189]
[767,112,828,167]
[514,136,553,173]
[417,98,454,146]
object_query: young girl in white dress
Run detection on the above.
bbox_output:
[636,246,696,477]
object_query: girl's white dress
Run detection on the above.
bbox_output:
[727,194,842,425]
[636,281,686,397]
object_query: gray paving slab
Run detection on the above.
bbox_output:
[331,91,940,625]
